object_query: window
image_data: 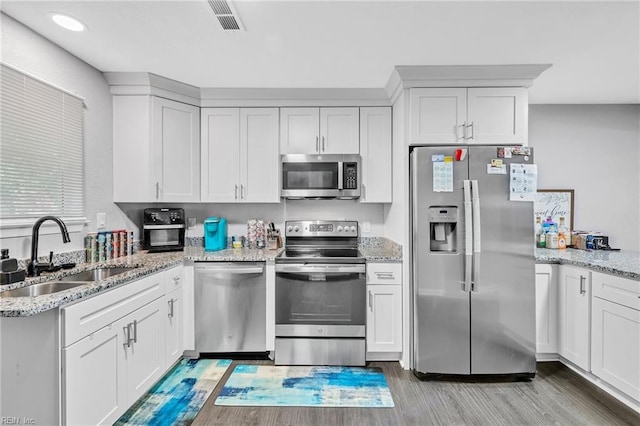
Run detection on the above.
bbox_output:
[0,64,84,221]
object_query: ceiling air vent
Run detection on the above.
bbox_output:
[208,0,244,31]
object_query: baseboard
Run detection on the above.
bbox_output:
[536,352,560,362]
[559,356,640,415]
[366,352,401,362]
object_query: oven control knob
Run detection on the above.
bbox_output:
[317,327,323,334]
[337,226,343,232]
[287,225,293,232]
[293,226,300,233]
[350,226,357,233]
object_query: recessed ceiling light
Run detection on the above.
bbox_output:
[51,13,86,32]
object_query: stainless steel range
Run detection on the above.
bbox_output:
[275,220,366,366]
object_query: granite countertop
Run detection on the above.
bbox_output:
[535,248,640,280]
[0,237,404,317]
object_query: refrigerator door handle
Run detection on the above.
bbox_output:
[463,180,473,292]
[471,180,482,292]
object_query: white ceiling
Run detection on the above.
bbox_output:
[1,0,639,104]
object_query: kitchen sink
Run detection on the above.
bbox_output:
[61,266,139,282]
[0,281,89,298]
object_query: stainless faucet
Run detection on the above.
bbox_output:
[28,216,71,277]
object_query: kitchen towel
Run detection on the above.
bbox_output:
[214,364,394,408]
[114,358,232,426]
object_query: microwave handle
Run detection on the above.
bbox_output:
[338,162,343,190]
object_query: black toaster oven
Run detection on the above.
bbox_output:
[142,208,185,252]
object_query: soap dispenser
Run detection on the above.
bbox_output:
[0,249,26,285]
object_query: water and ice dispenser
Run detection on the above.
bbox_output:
[428,207,457,252]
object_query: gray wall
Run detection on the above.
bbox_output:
[1,13,135,259]
[529,104,640,251]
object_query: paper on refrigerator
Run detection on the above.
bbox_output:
[432,155,453,192]
[509,163,537,201]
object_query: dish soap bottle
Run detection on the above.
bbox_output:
[558,216,569,249]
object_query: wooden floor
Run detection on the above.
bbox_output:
[193,360,640,426]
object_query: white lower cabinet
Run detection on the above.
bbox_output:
[558,265,591,370]
[366,262,402,358]
[63,321,126,425]
[164,266,185,362]
[591,271,640,401]
[535,264,558,355]
[62,266,186,425]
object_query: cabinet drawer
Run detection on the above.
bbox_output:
[366,262,402,284]
[165,265,184,293]
[62,271,165,347]
[592,271,640,310]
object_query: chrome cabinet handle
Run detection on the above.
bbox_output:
[123,324,131,348]
[241,184,245,200]
[155,182,160,200]
[322,136,325,152]
[579,276,586,295]
[316,136,319,152]
[168,299,174,318]
[132,320,138,343]
[375,272,395,280]
[173,275,180,282]
[457,124,465,140]
[468,122,475,140]
[368,291,373,311]
[235,184,239,200]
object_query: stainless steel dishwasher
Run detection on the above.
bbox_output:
[194,262,266,355]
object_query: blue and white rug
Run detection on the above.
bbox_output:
[214,364,395,407]
[115,358,232,426]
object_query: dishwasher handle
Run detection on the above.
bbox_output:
[195,263,264,275]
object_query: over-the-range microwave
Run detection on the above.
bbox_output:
[280,154,361,200]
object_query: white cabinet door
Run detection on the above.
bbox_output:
[535,264,558,355]
[201,108,240,202]
[366,284,402,353]
[467,88,528,145]
[241,108,280,202]
[591,296,640,400]
[359,107,392,203]
[165,266,185,366]
[151,97,200,202]
[410,88,466,144]
[558,265,591,370]
[63,322,126,426]
[123,297,166,404]
[280,107,320,154]
[320,107,359,154]
[165,287,184,366]
[113,96,200,202]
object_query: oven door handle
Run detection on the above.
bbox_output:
[275,264,365,274]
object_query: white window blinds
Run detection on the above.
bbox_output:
[0,64,85,219]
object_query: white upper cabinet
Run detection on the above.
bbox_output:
[359,107,392,203]
[280,107,359,154]
[201,108,279,202]
[113,96,200,202]
[410,87,528,145]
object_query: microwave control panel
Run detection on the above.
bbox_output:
[343,162,358,190]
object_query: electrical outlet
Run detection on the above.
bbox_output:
[97,212,106,229]
[362,221,371,233]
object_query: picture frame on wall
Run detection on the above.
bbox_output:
[534,189,575,230]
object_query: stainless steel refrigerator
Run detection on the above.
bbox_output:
[411,145,536,378]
